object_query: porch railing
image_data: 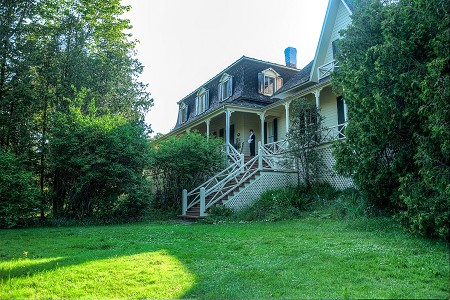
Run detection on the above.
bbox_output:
[182,123,347,216]
[182,145,258,216]
[320,123,347,142]
[318,60,339,81]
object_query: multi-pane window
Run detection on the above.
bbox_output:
[178,102,188,124]
[195,88,209,115]
[264,76,276,95]
[258,68,283,96]
[219,73,233,101]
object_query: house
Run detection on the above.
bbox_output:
[160,0,354,218]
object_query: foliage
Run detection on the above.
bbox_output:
[49,96,152,220]
[0,0,153,222]
[0,151,40,228]
[287,98,325,187]
[150,132,226,211]
[1,220,448,299]
[332,0,449,239]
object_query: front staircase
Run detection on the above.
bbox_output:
[180,142,288,219]
[182,156,264,218]
[179,124,349,219]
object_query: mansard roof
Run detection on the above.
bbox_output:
[173,56,298,130]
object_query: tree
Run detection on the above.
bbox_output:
[0,151,40,228]
[287,98,325,188]
[150,132,226,211]
[333,0,449,239]
[49,94,152,219]
[0,0,153,222]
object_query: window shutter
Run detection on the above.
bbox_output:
[205,90,210,110]
[332,39,340,58]
[258,72,264,94]
[185,105,189,121]
[195,97,198,115]
[228,76,233,98]
[178,108,182,124]
[276,77,283,91]
[218,82,223,101]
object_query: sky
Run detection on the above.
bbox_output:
[122,0,329,135]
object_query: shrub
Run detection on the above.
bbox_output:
[150,132,225,211]
[0,151,40,228]
[49,101,152,220]
[236,187,307,222]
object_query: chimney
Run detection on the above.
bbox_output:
[284,47,297,68]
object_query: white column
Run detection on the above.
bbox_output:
[199,187,206,217]
[182,189,187,215]
[284,102,291,135]
[225,110,231,154]
[313,88,322,110]
[258,141,263,170]
[259,112,265,146]
[206,118,211,140]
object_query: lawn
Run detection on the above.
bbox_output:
[0,218,448,299]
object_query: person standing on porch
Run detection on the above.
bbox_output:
[248,129,256,156]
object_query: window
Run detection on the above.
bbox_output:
[178,102,189,124]
[218,73,233,101]
[195,88,209,115]
[258,68,283,96]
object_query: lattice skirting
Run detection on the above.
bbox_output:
[224,172,298,211]
[317,145,353,190]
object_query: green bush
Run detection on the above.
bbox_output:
[150,132,226,211]
[0,151,40,228]
[203,205,234,224]
[49,101,152,220]
[236,187,307,222]
[398,174,449,241]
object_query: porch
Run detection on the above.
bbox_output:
[180,122,349,219]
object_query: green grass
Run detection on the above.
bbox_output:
[0,218,448,299]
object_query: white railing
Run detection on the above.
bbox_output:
[185,159,241,212]
[262,139,289,155]
[204,155,259,211]
[182,124,347,216]
[318,60,339,81]
[320,123,347,143]
[183,149,258,216]
[226,143,243,165]
[261,140,294,171]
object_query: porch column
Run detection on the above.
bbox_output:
[284,102,291,134]
[259,112,265,146]
[205,118,211,140]
[313,88,322,110]
[225,110,233,154]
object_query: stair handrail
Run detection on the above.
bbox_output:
[204,155,260,211]
[261,140,295,171]
[185,143,242,212]
[186,160,241,211]
[226,143,242,165]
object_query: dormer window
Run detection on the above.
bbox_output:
[178,102,189,124]
[218,73,233,101]
[258,68,283,96]
[195,88,209,115]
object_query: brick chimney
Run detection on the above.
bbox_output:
[284,47,297,68]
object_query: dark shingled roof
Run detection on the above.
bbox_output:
[173,57,298,130]
[273,60,313,96]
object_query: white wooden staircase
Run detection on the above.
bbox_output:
[180,141,291,219]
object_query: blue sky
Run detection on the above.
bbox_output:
[122,0,329,135]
